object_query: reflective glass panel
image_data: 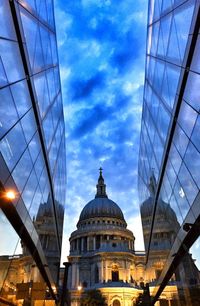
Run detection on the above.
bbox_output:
[0,122,27,171]
[0,39,25,83]
[10,81,32,118]
[184,141,200,189]
[0,0,17,40]
[191,34,200,73]
[184,71,200,112]
[191,115,200,152]
[0,87,19,139]
[178,100,197,138]
[12,149,33,193]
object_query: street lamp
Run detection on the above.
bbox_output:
[4,190,16,200]
[77,285,82,291]
[77,285,82,306]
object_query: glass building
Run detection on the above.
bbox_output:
[0,0,66,305]
[138,0,200,305]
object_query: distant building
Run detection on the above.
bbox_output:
[138,1,200,305]
[67,170,180,306]
[0,1,66,305]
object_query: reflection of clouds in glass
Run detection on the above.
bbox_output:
[190,237,200,270]
[0,211,22,255]
[178,187,185,198]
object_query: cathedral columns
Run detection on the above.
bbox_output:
[105,260,108,282]
[81,237,84,252]
[71,264,76,288]
[101,259,104,282]
[87,236,89,251]
[100,235,103,248]
[76,263,79,287]
[93,236,96,250]
[124,260,128,282]
[71,263,79,289]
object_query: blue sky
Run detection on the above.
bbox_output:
[54,0,148,262]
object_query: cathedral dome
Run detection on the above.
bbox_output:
[140,174,178,223]
[77,168,125,224]
[141,196,177,222]
[79,197,125,222]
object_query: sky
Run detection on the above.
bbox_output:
[54,0,148,263]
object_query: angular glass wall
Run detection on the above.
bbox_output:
[0,0,66,304]
[138,0,200,305]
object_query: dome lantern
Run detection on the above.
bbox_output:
[95,167,107,198]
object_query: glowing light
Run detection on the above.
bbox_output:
[5,190,16,200]
[77,285,82,291]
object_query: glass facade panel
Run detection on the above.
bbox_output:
[184,71,200,112]
[0,0,66,304]
[184,141,200,189]
[0,121,27,171]
[12,149,33,193]
[174,1,195,61]
[10,80,32,117]
[139,1,200,304]
[0,87,19,139]
[0,39,25,83]
[178,100,197,138]
[173,124,189,158]
[0,0,17,40]
[160,11,172,56]
[33,71,50,118]
[178,162,198,205]
[191,115,200,152]
[191,34,200,73]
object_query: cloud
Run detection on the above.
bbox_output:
[70,71,106,100]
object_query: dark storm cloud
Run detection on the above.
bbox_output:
[71,72,106,100]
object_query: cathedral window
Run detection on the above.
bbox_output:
[96,235,100,249]
[95,265,99,283]
[112,264,119,282]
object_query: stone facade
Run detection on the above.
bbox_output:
[67,169,145,306]
[67,170,184,306]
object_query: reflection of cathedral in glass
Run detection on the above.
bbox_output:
[141,175,200,305]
